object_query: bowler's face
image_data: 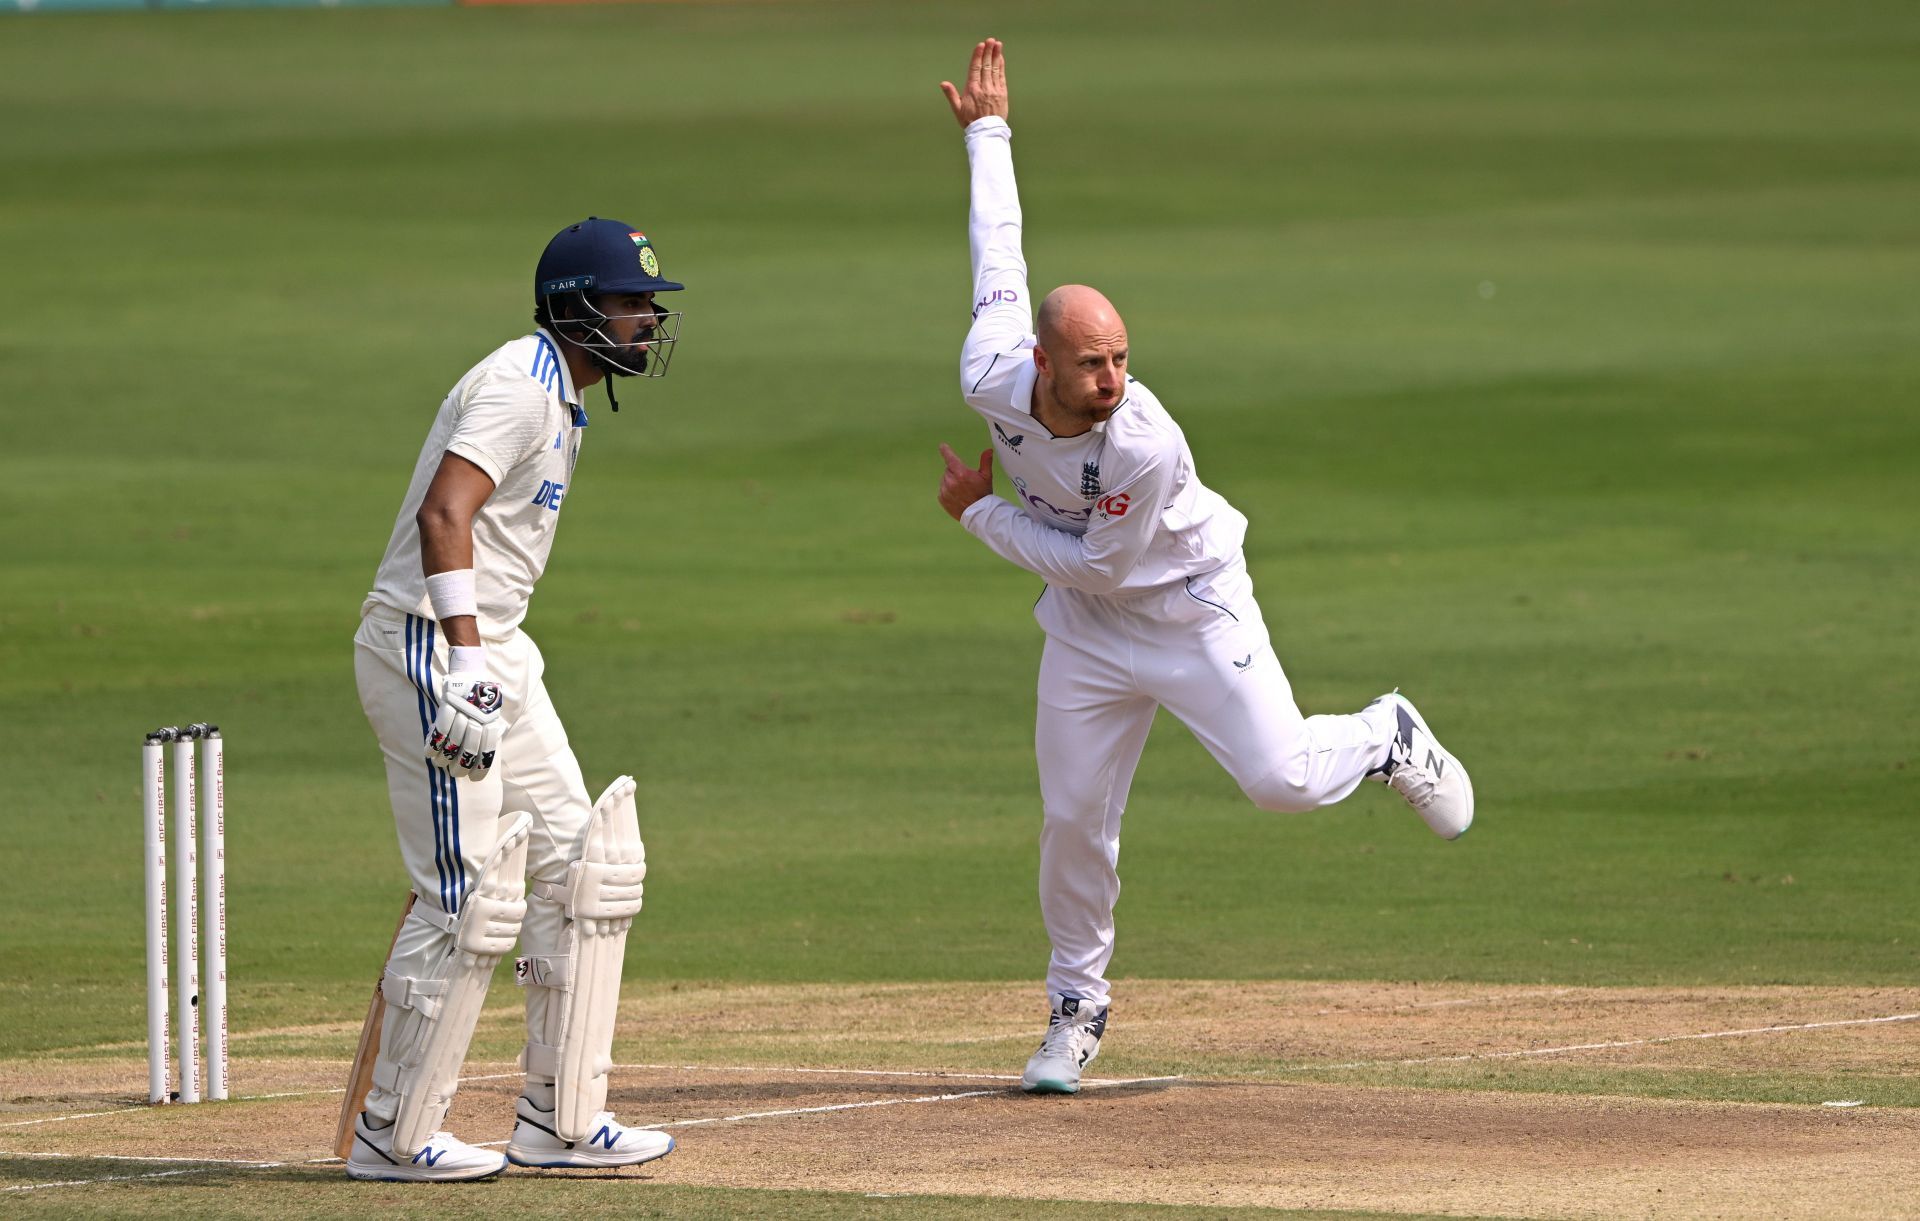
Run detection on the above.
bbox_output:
[1045,329,1129,421]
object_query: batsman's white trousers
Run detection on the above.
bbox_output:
[1033,557,1395,1008]
[353,603,594,1111]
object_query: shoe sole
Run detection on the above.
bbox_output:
[1021,1080,1080,1094]
[506,1136,675,1170]
[1391,694,1474,838]
[345,1160,507,1183]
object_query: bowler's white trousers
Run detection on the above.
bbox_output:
[1033,558,1396,1008]
[352,603,596,1120]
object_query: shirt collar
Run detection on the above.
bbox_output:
[1013,347,1120,436]
[535,326,583,409]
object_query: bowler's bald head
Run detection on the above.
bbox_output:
[1036,284,1126,355]
[1030,284,1131,426]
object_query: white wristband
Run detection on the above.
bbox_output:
[424,568,478,622]
[448,645,488,674]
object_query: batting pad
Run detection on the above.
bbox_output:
[379,810,532,1158]
[518,774,646,1142]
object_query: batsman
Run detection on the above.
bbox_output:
[345,219,685,1181]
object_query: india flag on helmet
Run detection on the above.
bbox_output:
[629,232,659,277]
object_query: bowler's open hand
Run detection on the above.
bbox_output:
[941,38,1009,127]
[938,443,994,521]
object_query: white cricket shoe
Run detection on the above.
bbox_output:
[1021,994,1108,1094]
[1371,692,1474,839]
[344,1111,506,1182]
[505,1096,675,1170]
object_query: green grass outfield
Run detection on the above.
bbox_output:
[3,0,1917,1073]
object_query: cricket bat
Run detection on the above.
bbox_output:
[333,892,415,1159]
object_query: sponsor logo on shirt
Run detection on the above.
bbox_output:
[993,422,1024,451]
[1095,492,1130,519]
[532,480,566,511]
[973,287,1019,318]
[1011,474,1092,525]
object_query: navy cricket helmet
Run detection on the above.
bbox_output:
[535,217,686,407]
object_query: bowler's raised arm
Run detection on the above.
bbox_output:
[948,38,1032,388]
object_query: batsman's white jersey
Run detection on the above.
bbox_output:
[354,330,605,1131]
[956,116,1397,1009]
[366,327,587,636]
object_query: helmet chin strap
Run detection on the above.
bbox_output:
[593,354,622,412]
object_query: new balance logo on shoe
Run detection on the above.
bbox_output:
[413,1147,445,1167]
[1374,692,1474,840]
[590,1126,618,1150]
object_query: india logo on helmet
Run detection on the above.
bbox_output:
[628,232,660,277]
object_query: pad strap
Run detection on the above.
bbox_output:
[409,899,459,935]
[522,1040,561,1077]
[380,971,448,1021]
[516,954,573,991]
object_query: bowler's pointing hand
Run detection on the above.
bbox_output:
[938,443,994,521]
[941,38,1009,128]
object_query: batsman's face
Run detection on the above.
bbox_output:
[600,292,663,346]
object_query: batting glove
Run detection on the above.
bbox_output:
[428,672,506,781]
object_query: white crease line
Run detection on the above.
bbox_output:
[0,1108,148,1130]
[190,1065,1021,1107]
[609,1063,1027,1082]
[4,1152,281,1166]
[9,1074,1186,1187]
[1291,1011,1920,1072]
[6,1168,224,1193]
[0,1064,1074,1128]
[636,1073,1181,1130]
[3,1158,300,1194]
[651,1091,998,1128]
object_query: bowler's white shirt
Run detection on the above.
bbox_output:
[957,117,1245,596]
[366,328,587,635]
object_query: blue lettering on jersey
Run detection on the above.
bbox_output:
[532,480,566,511]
